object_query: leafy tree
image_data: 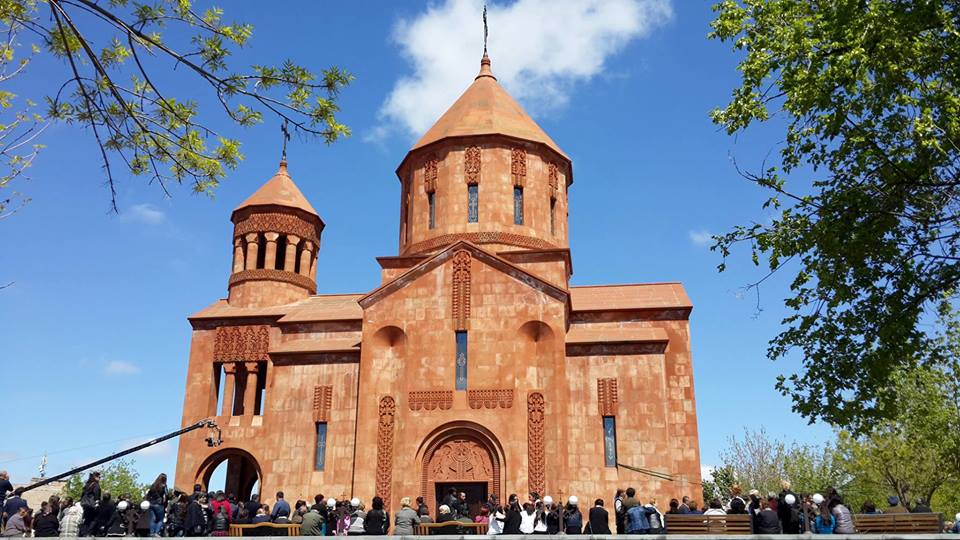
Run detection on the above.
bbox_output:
[709,0,960,430]
[702,464,736,504]
[719,428,848,496]
[62,459,146,502]
[0,0,352,212]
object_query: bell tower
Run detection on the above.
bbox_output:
[394,54,572,257]
[227,158,324,307]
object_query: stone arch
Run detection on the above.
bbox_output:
[371,325,407,350]
[519,320,556,388]
[519,320,555,345]
[195,448,262,500]
[417,421,505,517]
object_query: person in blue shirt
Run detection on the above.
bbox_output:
[271,492,290,522]
[814,504,835,534]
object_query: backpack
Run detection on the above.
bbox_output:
[626,505,650,533]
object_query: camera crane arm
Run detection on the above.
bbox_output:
[18,419,222,495]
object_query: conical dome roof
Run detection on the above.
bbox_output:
[234,160,318,216]
[410,54,568,159]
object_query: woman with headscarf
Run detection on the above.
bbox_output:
[79,472,101,536]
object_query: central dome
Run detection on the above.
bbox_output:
[410,54,567,159]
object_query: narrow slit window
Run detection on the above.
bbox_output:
[550,198,557,235]
[428,192,436,229]
[315,422,328,471]
[514,187,524,225]
[455,331,468,390]
[603,416,617,467]
[468,185,479,223]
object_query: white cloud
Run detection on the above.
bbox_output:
[104,360,140,375]
[372,0,672,140]
[701,464,715,482]
[122,203,166,225]
[689,229,714,247]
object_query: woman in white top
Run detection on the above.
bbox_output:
[519,502,537,534]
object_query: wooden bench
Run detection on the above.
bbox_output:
[228,522,301,536]
[413,521,488,535]
[853,512,943,533]
[664,514,752,535]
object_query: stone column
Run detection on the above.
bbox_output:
[243,362,260,416]
[244,233,260,270]
[310,254,318,281]
[299,241,314,277]
[263,232,280,270]
[284,235,300,272]
[232,237,245,273]
[221,362,238,416]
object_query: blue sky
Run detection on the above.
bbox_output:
[1,0,834,489]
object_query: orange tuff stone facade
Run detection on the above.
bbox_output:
[175,54,701,523]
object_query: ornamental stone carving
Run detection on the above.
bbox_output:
[597,378,619,416]
[313,385,333,422]
[228,268,317,293]
[452,250,472,331]
[408,390,454,411]
[428,439,494,481]
[548,163,559,198]
[468,389,514,409]
[464,146,481,185]
[376,396,396,506]
[527,392,546,497]
[214,325,270,362]
[511,148,527,187]
[234,212,320,246]
[424,157,438,193]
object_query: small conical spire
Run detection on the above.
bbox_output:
[476,53,496,80]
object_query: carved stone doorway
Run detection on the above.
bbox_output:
[420,423,503,520]
[435,482,488,519]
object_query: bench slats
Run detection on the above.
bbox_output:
[413,521,488,535]
[854,512,943,534]
[665,514,752,535]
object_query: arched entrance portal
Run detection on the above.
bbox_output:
[419,422,504,518]
[195,448,262,500]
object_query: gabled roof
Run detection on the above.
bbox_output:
[233,160,318,216]
[410,54,568,160]
[569,283,692,312]
[189,294,362,323]
[359,240,568,309]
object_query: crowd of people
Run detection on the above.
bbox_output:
[0,469,956,537]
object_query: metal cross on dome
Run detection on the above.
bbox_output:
[483,4,488,54]
[280,119,290,162]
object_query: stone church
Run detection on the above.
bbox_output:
[175,53,702,518]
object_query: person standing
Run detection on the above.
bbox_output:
[613,489,625,534]
[0,472,12,501]
[501,495,522,535]
[300,505,324,536]
[645,498,664,534]
[271,492,290,522]
[79,472,102,536]
[363,496,388,535]
[562,497,583,535]
[145,474,168,537]
[393,497,420,536]
[184,494,211,537]
[32,503,59,538]
[59,503,83,538]
[829,496,855,534]
[585,499,611,534]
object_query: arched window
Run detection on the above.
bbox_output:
[468,185,479,223]
[428,192,436,229]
